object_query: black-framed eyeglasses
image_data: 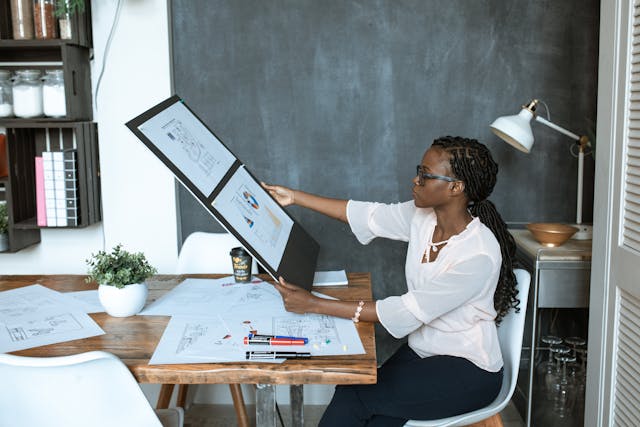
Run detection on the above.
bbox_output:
[416,165,459,186]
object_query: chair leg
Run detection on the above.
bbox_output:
[467,413,504,427]
[177,384,189,408]
[157,384,175,409]
[229,383,250,427]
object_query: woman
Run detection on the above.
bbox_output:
[262,135,519,426]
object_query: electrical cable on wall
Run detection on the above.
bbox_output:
[94,0,124,111]
[93,0,124,251]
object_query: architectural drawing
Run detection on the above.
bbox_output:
[7,313,83,342]
[138,101,236,195]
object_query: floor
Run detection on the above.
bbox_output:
[183,401,526,427]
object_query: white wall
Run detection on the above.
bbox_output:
[0,0,178,274]
[0,0,334,407]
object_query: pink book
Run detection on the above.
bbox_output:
[35,156,47,227]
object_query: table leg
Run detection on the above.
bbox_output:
[256,383,277,427]
[157,384,175,409]
[290,384,304,426]
[229,383,250,427]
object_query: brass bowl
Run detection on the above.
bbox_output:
[526,223,579,247]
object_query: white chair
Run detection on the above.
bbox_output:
[405,268,531,427]
[0,350,183,427]
[176,231,258,275]
[159,232,256,427]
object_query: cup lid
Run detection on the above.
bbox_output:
[230,247,248,256]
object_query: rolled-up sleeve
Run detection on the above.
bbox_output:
[376,254,495,338]
[376,297,423,338]
[346,200,415,245]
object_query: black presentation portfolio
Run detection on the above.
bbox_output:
[126,95,319,290]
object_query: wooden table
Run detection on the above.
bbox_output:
[0,273,377,427]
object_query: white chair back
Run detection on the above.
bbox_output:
[405,268,531,426]
[0,351,182,427]
[177,231,258,274]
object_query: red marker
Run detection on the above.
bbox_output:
[243,336,307,346]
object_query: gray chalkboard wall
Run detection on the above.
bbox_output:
[170,0,599,361]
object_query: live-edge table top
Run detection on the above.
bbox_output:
[0,273,376,385]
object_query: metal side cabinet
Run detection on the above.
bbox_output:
[509,229,591,427]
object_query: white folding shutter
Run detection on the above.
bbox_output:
[624,1,640,252]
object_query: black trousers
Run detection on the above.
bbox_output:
[319,343,503,427]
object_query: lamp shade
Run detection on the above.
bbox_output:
[490,108,535,153]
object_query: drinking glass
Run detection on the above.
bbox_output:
[552,353,577,418]
[544,344,570,393]
[536,335,563,378]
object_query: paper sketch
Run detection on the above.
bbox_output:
[62,290,104,314]
[7,313,83,342]
[213,167,293,268]
[138,101,236,195]
[0,284,79,322]
[140,277,285,317]
[149,314,282,364]
[0,285,105,353]
[150,309,364,364]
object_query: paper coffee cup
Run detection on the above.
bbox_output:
[230,247,252,282]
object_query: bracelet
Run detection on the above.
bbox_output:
[352,300,365,323]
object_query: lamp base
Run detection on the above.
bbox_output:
[571,223,593,240]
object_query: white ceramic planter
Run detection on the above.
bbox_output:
[0,233,8,252]
[98,282,148,317]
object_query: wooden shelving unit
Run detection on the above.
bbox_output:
[0,3,100,252]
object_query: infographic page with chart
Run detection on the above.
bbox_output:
[213,167,293,268]
[137,101,236,195]
[127,96,319,289]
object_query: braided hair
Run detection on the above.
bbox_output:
[431,136,519,324]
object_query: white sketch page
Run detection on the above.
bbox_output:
[0,285,105,352]
[213,166,293,268]
[62,290,104,313]
[149,314,283,364]
[139,277,285,317]
[271,313,365,356]
[0,284,80,322]
[149,311,364,364]
[137,101,237,195]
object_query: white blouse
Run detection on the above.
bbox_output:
[346,200,503,372]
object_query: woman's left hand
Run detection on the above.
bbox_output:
[275,277,317,314]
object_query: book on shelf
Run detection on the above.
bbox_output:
[35,156,47,227]
[41,149,80,227]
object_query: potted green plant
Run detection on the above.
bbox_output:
[54,0,86,40]
[0,202,8,252]
[86,244,157,317]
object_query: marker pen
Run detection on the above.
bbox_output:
[246,351,311,360]
[243,337,307,345]
[248,333,309,344]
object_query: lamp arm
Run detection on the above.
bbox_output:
[534,116,581,141]
[534,115,590,226]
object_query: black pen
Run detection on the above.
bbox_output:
[245,351,311,360]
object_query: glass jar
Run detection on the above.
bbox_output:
[33,0,58,40]
[43,69,66,117]
[59,10,72,40]
[10,0,34,40]
[58,0,72,40]
[0,71,14,118]
[12,70,43,118]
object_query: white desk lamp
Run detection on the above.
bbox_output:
[490,99,593,240]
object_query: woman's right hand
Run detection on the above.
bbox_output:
[261,182,296,207]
